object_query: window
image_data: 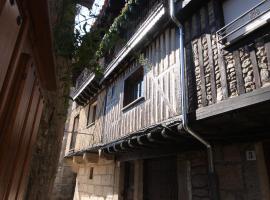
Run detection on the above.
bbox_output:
[89,167,94,179]
[70,115,79,150]
[123,67,144,107]
[87,102,97,126]
[220,0,270,45]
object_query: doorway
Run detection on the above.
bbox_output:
[143,156,178,200]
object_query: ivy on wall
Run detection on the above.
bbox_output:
[53,0,144,82]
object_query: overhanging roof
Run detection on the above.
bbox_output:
[102,3,168,82]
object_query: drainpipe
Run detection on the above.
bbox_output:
[169,0,219,199]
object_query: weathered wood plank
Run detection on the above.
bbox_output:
[197,37,207,106]
[206,34,217,103]
[170,28,176,66]
[156,36,160,76]
[165,28,170,70]
[218,48,229,99]
[264,42,270,71]
[250,49,262,89]
[233,50,245,94]
[160,33,165,73]
[196,86,270,120]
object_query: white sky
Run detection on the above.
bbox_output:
[75,0,106,35]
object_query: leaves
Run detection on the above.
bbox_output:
[53,0,140,83]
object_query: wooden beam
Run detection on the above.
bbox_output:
[218,49,229,99]
[73,155,84,165]
[83,152,99,164]
[233,50,245,94]
[196,86,270,120]
[197,37,207,106]
[100,153,114,161]
[250,49,262,89]
[206,34,217,103]
[63,157,73,166]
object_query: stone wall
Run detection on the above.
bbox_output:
[73,159,120,200]
[51,131,76,200]
[180,143,264,200]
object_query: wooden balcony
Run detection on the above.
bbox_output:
[176,0,270,141]
[181,0,270,120]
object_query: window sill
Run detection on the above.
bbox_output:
[122,97,145,112]
[86,122,95,128]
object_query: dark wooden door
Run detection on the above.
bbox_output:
[263,142,270,184]
[143,156,178,200]
[123,162,135,200]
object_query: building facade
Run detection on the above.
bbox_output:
[63,0,270,199]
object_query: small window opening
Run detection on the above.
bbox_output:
[123,67,144,107]
[87,102,97,126]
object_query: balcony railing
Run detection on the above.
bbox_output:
[103,0,165,67]
[217,0,270,47]
[75,68,91,90]
[72,68,96,100]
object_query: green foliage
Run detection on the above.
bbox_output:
[54,0,142,79]
[54,0,77,57]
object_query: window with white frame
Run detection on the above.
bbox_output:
[87,102,97,126]
[219,0,270,44]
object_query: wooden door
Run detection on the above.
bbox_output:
[123,162,135,200]
[143,157,178,200]
[0,55,44,200]
[0,1,44,199]
[263,142,270,184]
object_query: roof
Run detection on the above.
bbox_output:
[64,116,202,158]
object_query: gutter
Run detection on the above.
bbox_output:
[169,0,219,199]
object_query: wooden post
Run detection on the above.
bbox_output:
[118,162,125,200]
[134,160,144,200]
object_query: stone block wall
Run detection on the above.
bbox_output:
[73,159,120,200]
[51,131,76,200]
[181,143,265,200]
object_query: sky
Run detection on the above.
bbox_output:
[75,0,106,35]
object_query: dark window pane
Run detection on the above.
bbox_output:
[123,67,144,107]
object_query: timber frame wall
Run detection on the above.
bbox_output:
[66,0,270,153]
[182,0,270,119]
[103,26,181,143]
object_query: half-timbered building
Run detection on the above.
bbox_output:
[64,0,270,199]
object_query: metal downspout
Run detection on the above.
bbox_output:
[169,0,218,199]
